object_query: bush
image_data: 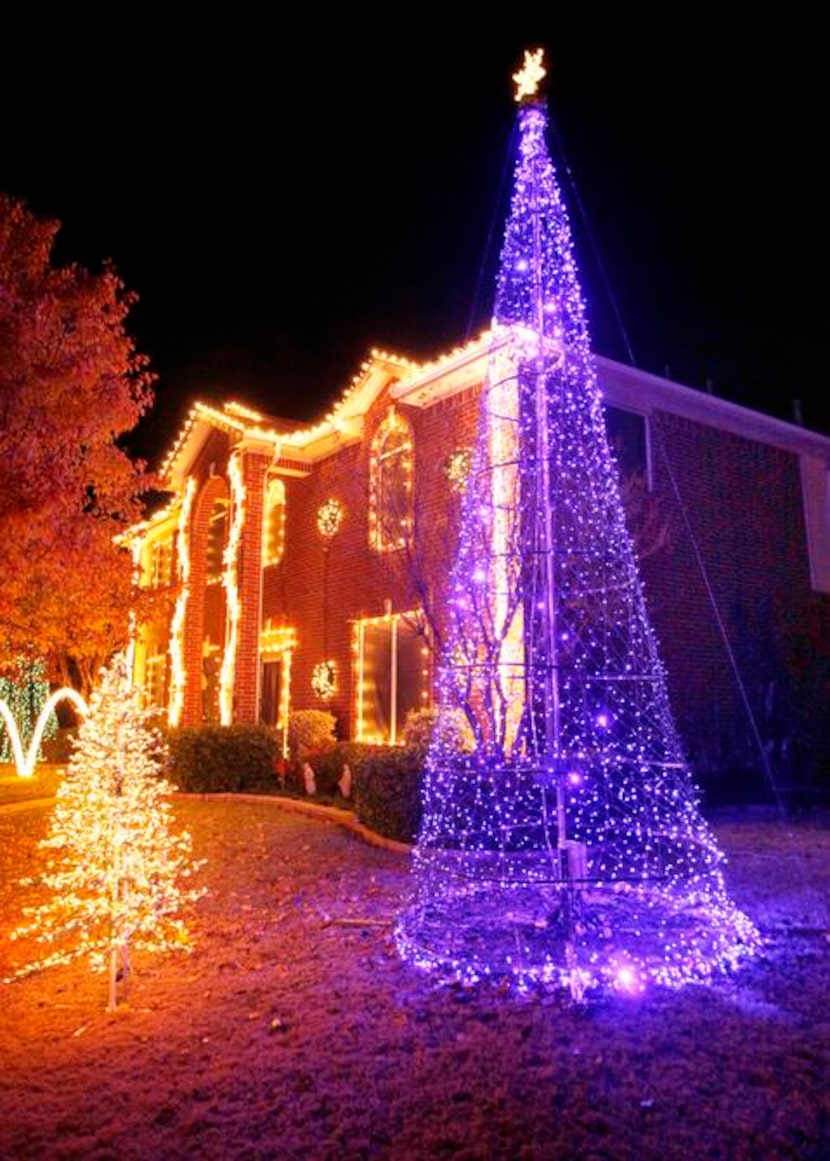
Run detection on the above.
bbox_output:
[167,725,280,794]
[354,746,423,843]
[287,710,337,761]
[403,706,474,759]
[39,727,78,764]
[292,742,373,800]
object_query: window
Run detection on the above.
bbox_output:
[201,640,221,722]
[260,659,282,726]
[369,409,413,552]
[604,406,670,559]
[143,536,172,589]
[604,405,651,489]
[263,477,286,567]
[147,538,173,587]
[355,612,429,744]
[259,623,296,755]
[801,455,830,593]
[205,499,228,584]
[144,652,167,708]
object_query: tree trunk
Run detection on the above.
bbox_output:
[108,945,118,1010]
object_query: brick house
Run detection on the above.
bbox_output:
[130,332,830,797]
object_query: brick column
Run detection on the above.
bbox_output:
[181,476,228,726]
[231,442,273,723]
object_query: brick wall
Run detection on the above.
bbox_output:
[641,411,821,790]
[263,388,429,737]
[160,388,829,794]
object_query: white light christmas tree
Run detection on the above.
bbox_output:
[395,50,760,998]
[7,653,204,1009]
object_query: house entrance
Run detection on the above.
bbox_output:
[260,660,281,727]
[259,623,296,758]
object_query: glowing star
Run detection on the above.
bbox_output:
[513,47,546,103]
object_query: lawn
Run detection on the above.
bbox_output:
[0,791,828,1160]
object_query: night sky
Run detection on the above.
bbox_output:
[2,20,826,467]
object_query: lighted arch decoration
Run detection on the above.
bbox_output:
[0,688,88,778]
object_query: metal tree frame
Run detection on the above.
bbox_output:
[395,55,759,998]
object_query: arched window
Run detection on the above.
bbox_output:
[145,536,173,587]
[263,477,286,567]
[205,498,228,584]
[369,408,413,553]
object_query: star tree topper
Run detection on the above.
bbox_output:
[513,47,547,103]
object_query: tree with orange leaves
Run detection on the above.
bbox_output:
[0,193,155,694]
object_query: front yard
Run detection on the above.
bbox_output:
[0,791,828,1159]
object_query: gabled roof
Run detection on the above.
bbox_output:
[160,331,830,497]
[390,330,830,461]
[160,350,414,489]
[161,400,287,488]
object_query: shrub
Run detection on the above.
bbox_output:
[40,727,79,764]
[403,706,474,759]
[354,746,423,843]
[295,742,374,800]
[167,725,280,794]
[287,710,337,761]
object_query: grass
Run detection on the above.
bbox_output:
[1,795,829,1158]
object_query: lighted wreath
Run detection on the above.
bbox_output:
[311,660,337,701]
[445,448,472,494]
[317,498,344,539]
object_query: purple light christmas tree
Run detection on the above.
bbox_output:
[395,50,760,998]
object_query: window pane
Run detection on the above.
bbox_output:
[260,661,281,726]
[264,479,286,567]
[395,621,424,735]
[362,622,393,740]
[145,654,167,708]
[371,412,413,553]
[604,406,647,479]
[359,616,426,743]
[150,539,172,587]
[380,449,410,547]
[206,505,227,583]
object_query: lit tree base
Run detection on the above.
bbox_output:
[395,874,760,998]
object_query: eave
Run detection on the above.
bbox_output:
[390,328,830,462]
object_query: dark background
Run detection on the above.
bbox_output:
[2,17,826,465]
